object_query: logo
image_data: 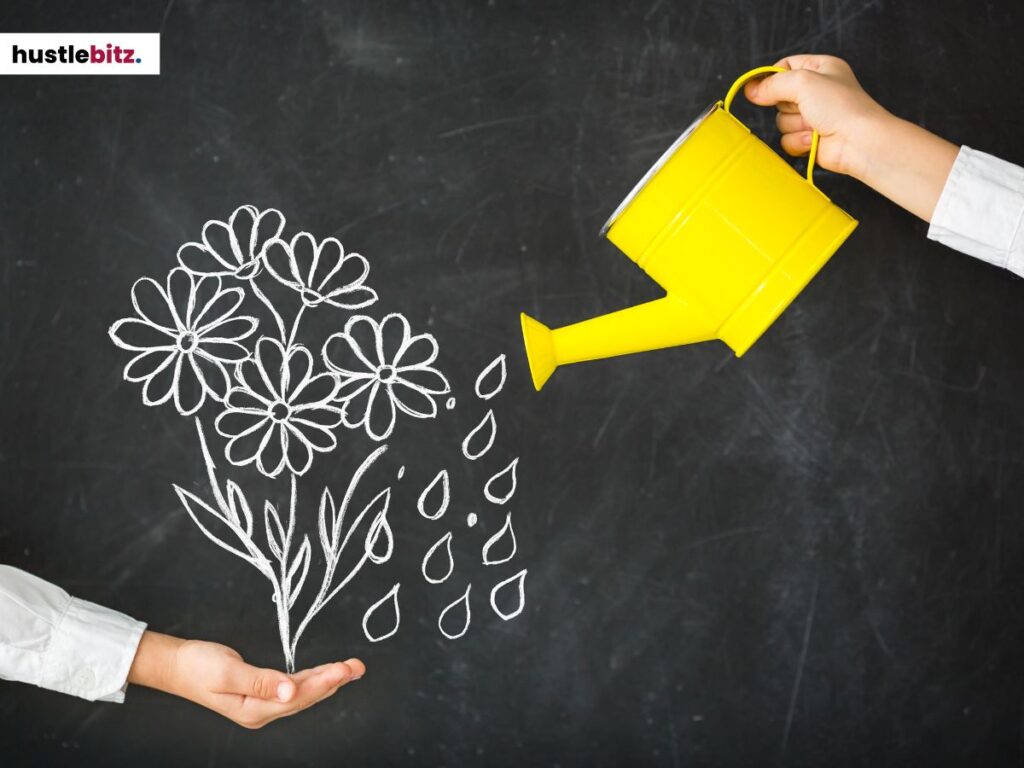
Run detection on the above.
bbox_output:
[0,33,160,75]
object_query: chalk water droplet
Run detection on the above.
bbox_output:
[482,512,517,565]
[474,354,507,400]
[421,531,455,584]
[364,500,394,564]
[490,569,527,621]
[363,583,401,642]
[438,584,472,640]
[461,409,496,460]
[483,457,519,505]
[417,469,450,520]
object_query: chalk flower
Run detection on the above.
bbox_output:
[322,314,450,441]
[108,267,258,415]
[263,232,377,309]
[215,337,343,477]
[177,204,285,280]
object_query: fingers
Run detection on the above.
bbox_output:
[746,53,855,108]
[341,657,366,679]
[772,54,849,74]
[776,110,811,134]
[234,660,361,728]
[220,656,296,702]
[776,109,814,157]
[780,130,813,157]
[773,54,822,72]
[287,662,352,707]
[744,69,807,107]
[290,659,363,686]
[302,662,360,709]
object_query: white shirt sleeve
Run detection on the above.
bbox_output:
[928,145,1024,278]
[0,565,146,703]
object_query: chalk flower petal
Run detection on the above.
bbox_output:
[397,367,450,395]
[124,349,176,382]
[177,205,284,280]
[217,336,343,477]
[391,381,438,419]
[263,232,378,310]
[110,266,258,415]
[323,313,449,442]
[109,318,176,351]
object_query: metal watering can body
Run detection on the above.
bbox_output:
[521,66,858,391]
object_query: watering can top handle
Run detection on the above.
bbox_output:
[722,66,820,188]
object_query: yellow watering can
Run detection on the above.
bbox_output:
[521,66,858,391]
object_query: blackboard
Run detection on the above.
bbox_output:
[3,1,1024,765]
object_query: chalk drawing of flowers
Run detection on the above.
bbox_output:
[216,337,343,477]
[106,204,527,671]
[177,204,284,280]
[108,267,258,415]
[323,313,451,441]
[263,232,377,309]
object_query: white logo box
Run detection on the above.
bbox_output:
[0,33,160,75]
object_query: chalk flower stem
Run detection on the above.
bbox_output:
[191,417,298,668]
[288,444,390,656]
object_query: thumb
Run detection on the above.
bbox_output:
[224,658,296,702]
[744,70,807,108]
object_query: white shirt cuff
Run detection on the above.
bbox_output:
[928,145,1024,278]
[39,596,146,703]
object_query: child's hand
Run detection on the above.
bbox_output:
[742,54,888,179]
[128,631,364,729]
[744,54,959,222]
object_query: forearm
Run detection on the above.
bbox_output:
[853,111,960,223]
[127,630,186,695]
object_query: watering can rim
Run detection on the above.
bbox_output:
[599,100,718,240]
[599,66,826,242]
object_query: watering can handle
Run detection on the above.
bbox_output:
[722,66,820,188]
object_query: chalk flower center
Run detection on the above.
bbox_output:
[178,332,198,352]
[270,401,291,421]
[377,365,397,384]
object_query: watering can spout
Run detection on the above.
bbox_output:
[520,313,558,391]
[521,296,715,391]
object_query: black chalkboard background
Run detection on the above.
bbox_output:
[3,1,1024,766]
